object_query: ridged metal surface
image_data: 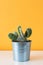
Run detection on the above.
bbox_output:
[12,41,31,62]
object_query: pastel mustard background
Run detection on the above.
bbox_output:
[0,0,43,50]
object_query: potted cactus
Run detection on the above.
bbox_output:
[8,26,32,62]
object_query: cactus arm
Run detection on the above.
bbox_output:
[24,28,32,38]
[18,26,25,40]
[8,32,18,41]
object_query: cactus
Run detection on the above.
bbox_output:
[24,28,32,38]
[8,26,32,41]
[18,26,26,41]
[8,32,18,41]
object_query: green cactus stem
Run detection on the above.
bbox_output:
[18,26,26,41]
[24,28,32,38]
[8,32,18,41]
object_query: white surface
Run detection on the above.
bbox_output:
[0,51,43,65]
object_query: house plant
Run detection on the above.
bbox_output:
[8,26,32,62]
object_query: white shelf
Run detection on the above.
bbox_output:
[0,51,43,65]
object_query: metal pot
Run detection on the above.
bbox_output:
[12,40,31,62]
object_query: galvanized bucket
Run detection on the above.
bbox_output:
[12,40,31,62]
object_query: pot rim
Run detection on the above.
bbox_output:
[12,40,32,42]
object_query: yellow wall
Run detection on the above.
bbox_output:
[0,0,43,50]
